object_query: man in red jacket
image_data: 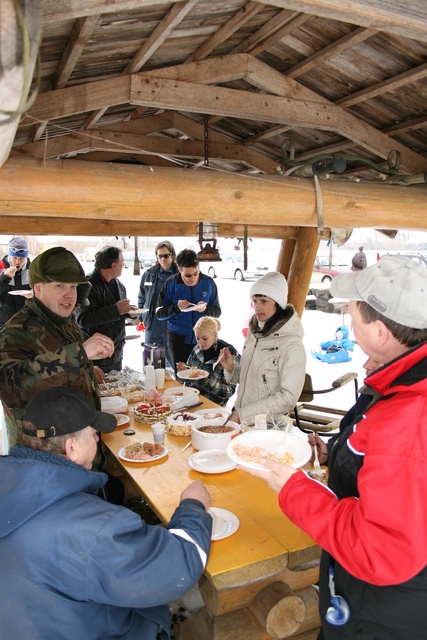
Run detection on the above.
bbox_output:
[240,255,427,640]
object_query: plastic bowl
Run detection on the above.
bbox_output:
[101,396,129,415]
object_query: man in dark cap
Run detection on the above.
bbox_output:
[0,236,32,325]
[0,386,212,640]
[0,246,115,451]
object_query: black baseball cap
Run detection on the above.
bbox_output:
[22,387,116,438]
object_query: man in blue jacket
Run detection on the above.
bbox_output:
[0,386,212,640]
[156,249,221,371]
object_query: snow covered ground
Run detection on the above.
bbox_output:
[117,266,367,414]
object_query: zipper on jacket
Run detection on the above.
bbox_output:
[262,373,273,396]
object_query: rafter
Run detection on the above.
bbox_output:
[287,26,377,79]
[23,54,427,174]
[336,60,427,108]
[186,1,264,62]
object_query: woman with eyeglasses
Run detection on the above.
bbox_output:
[156,249,221,373]
[0,237,31,326]
[138,241,179,372]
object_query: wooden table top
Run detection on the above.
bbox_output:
[102,381,320,591]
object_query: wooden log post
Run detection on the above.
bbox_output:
[287,228,320,317]
[249,582,320,639]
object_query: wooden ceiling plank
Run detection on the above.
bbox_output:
[245,56,427,173]
[125,0,198,73]
[25,76,131,123]
[12,129,278,173]
[141,52,251,84]
[171,112,278,172]
[130,75,340,129]
[287,27,377,79]
[383,115,427,135]
[242,124,292,145]
[76,152,180,167]
[249,13,312,56]
[32,121,48,143]
[42,0,184,22]
[295,140,355,162]
[230,9,302,54]
[336,61,427,108]
[99,112,175,134]
[186,1,264,63]
[256,0,427,43]
[83,107,109,130]
[55,15,100,88]
[2,157,427,231]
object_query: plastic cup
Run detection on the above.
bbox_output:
[151,422,165,444]
[154,368,165,389]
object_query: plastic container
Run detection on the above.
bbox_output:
[191,418,240,450]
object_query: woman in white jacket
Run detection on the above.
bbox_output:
[223,272,306,423]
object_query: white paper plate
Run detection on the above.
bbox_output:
[177,369,209,381]
[101,396,129,414]
[192,408,229,421]
[8,289,33,296]
[181,303,206,313]
[226,430,311,471]
[115,414,130,428]
[208,507,240,540]
[188,449,236,474]
[118,445,168,463]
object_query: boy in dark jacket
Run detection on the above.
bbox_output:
[156,249,221,372]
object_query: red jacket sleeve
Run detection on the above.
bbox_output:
[280,437,427,586]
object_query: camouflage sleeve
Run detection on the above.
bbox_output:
[0,322,92,408]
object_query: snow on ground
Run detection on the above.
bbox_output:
[117,266,367,414]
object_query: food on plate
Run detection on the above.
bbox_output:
[121,391,146,404]
[134,402,172,423]
[196,425,234,434]
[307,469,329,485]
[232,443,296,466]
[165,412,198,436]
[123,442,164,460]
[188,369,206,379]
[200,411,225,420]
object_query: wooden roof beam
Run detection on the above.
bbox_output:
[1,157,427,231]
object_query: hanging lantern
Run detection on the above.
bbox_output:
[196,222,222,262]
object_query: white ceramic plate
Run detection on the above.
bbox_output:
[188,449,236,474]
[192,408,229,421]
[208,507,240,540]
[177,369,209,381]
[118,445,168,463]
[226,430,311,471]
[181,303,207,313]
[115,414,130,428]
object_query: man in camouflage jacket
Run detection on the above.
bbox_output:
[0,247,114,450]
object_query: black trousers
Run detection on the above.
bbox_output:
[168,330,194,373]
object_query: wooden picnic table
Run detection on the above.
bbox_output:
[102,381,321,640]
